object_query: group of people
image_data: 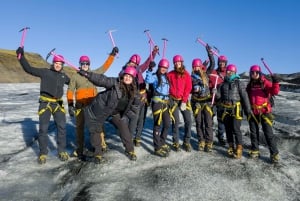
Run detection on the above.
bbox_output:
[16,42,280,165]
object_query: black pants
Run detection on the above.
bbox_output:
[151,102,171,150]
[223,114,242,146]
[249,113,279,155]
[192,102,213,143]
[111,115,135,153]
[171,102,192,144]
[38,102,66,155]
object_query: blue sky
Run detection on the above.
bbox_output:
[1,0,299,76]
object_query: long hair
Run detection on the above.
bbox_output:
[119,79,137,99]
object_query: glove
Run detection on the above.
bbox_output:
[203,60,209,67]
[180,102,187,111]
[152,45,159,54]
[206,44,213,56]
[271,75,280,83]
[77,69,90,78]
[211,88,217,94]
[68,104,75,117]
[110,46,119,56]
[16,47,24,58]
[148,61,156,72]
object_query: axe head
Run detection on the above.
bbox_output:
[106,29,117,33]
[162,38,169,41]
[144,29,150,33]
[19,27,30,32]
[46,48,56,61]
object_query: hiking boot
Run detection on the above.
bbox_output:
[234,145,243,159]
[58,152,70,161]
[172,142,181,152]
[249,150,260,159]
[182,143,192,152]
[71,149,83,157]
[161,144,171,153]
[94,155,105,164]
[271,153,279,164]
[133,138,141,147]
[198,141,205,151]
[154,148,169,157]
[125,151,137,161]
[205,142,213,152]
[38,154,47,164]
[227,145,234,157]
[217,134,226,146]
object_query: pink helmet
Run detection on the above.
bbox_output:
[53,55,64,63]
[250,65,261,72]
[192,58,203,68]
[218,55,227,62]
[129,54,141,65]
[123,66,137,77]
[158,59,169,69]
[226,64,237,73]
[173,55,184,63]
[79,55,90,63]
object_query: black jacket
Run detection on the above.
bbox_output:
[19,57,70,98]
[85,72,140,122]
[216,78,252,115]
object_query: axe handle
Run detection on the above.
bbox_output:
[196,38,220,57]
[210,74,219,105]
[18,29,28,59]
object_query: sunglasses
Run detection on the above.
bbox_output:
[80,62,90,66]
[251,71,260,74]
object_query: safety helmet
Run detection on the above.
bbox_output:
[173,55,184,63]
[53,55,64,63]
[123,66,137,77]
[129,54,141,65]
[250,65,261,72]
[226,64,237,73]
[79,55,90,63]
[218,55,227,62]
[192,58,203,68]
[158,59,169,69]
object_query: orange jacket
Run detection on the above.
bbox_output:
[67,54,114,107]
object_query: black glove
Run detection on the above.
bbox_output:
[271,75,280,83]
[110,46,119,56]
[77,69,90,78]
[203,60,209,67]
[148,61,156,71]
[206,44,213,56]
[68,103,75,117]
[16,47,24,58]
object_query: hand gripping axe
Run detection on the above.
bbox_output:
[18,27,30,59]
[261,58,273,75]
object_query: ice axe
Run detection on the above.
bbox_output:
[161,38,168,59]
[18,27,30,59]
[209,74,219,105]
[144,29,160,57]
[106,29,117,47]
[196,37,220,57]
[261,58,273,75]
[46,48,79,71]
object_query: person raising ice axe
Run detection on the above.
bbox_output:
[66,45,119,160]
[191,44,216,152]
[16,46,70,164]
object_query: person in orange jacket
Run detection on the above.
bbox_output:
[67,47,118,160]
